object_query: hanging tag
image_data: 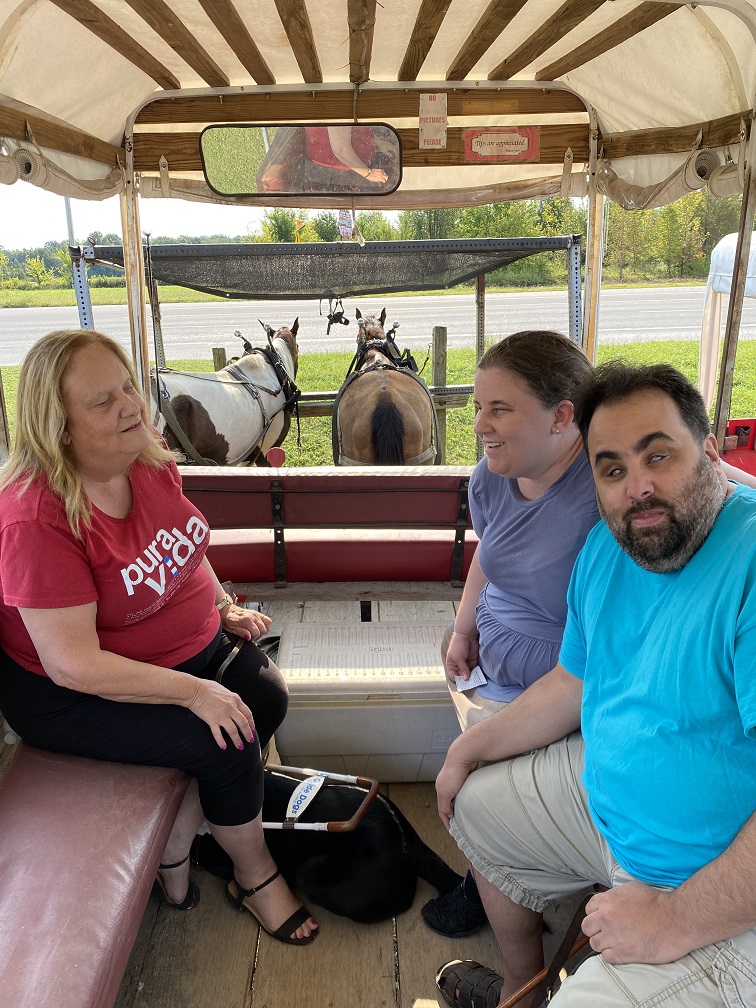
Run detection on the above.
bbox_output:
[338,208,354,239]
[285,773,327,822]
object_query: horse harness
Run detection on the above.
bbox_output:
[152,344,301,465]
[333,339,441,466]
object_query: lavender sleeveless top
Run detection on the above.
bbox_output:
[469,452,599,701]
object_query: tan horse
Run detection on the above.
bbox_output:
[332,309,438,466]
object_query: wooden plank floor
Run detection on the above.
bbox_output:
[0,597,587,1008]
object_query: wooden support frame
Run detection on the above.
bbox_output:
[0,97,122,166]
[132,123,590,172]
[713,111,756,448]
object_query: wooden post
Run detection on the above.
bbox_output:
[713,115,756,448]
[432,326,447,464]
[212,347,227,370]
[0,370,10,458]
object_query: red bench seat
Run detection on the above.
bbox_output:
[0,744,188,1008]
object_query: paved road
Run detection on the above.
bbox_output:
[1,287,755,365]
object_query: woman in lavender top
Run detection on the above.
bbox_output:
[424,331,603,937]
[445,331,596,729]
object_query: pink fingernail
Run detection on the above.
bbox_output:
[220,744,227,750]
[249,732,255,742]
[237,743,244,750]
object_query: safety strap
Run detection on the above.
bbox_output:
[150,375,218,466]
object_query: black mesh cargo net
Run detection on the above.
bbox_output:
[90,237,578,299]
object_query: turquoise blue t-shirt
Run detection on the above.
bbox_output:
[560,484,756,888]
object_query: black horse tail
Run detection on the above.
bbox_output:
[371,399,404,464]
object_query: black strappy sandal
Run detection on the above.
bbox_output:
[226,869,318,945]
[436,960,505,1008]
[153,855,200,911]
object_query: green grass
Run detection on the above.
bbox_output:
[200,126,271,194]
[4,340,754,466]
[0,286,229,308]
[0,278,708,310]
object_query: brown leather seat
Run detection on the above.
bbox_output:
[0,743,189,1008]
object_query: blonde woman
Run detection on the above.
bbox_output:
[0,329,318,945]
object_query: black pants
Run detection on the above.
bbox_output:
[0,629,288,825]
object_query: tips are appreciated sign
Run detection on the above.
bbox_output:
[464,128,540,163]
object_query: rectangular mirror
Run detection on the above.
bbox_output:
[200,123,402,197]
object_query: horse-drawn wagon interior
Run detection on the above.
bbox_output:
[2,0,756,1005]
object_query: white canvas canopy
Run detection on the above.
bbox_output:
[1,0,755,444]
[699,232,756,408]
[0,0,754,210]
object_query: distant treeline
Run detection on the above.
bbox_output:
[0,191,742,290]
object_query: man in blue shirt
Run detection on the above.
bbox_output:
[435,363,756,1008]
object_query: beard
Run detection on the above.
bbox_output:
[598,456,726,573]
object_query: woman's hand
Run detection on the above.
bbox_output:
[364,166,387,183]
[187,677,256,749]
[446,630,479,682]
[221,603,272,642]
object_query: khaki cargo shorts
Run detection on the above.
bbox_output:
[450,732,756,1007]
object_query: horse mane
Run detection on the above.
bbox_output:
[272,326,299,377]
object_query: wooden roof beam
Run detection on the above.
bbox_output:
[273,0,322,83]
[398,0,453,82]
[0,97,123,166]
[600,110,749,159]
[50,0,180,90]
[124,0,230,87]
[133,88,587,125]
[488,0,605,80]
[197,0,275,86]
[536,2,682,81]
[446,0,529,82]
[349,0,376,85]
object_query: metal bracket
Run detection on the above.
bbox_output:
[451,477,470,586]
[271,479,287,587]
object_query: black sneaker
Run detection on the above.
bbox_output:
[422,880,488,938]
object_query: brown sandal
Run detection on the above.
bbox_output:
[226,870,318,945]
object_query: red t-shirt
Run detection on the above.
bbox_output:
[0,460,219,676]
[304,127,376,169]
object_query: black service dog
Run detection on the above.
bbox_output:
[192,768,463,923]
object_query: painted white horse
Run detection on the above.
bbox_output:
[151,320,299,465]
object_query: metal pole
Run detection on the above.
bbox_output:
[567,237,583,345]
[475,273,485,461]
[70,246,95,329]
[582,188,604,363]
[64,197,75,245]
[712,114,756,448]
[65,198,95,329]
[120,141,150,398]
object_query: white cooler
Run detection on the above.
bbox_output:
[274,622,461,782]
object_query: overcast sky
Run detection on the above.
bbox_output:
[0,182,267,251]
